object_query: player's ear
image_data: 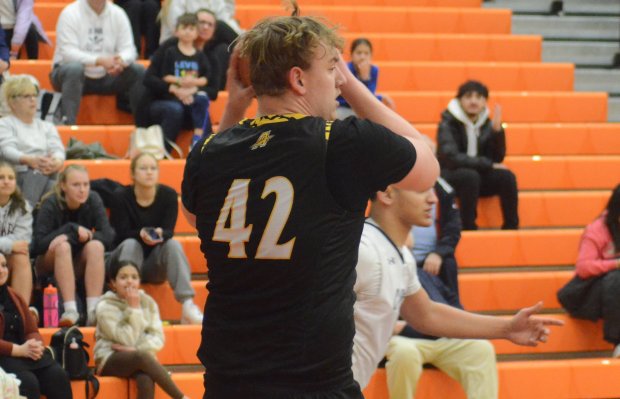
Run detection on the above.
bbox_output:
[375,187,394,206]
[289,67,306,95]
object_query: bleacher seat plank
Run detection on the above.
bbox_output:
[66,156,620,193]
[455,229,581,268]
[177,230,583,273]
[56,123,620,159]
[170,190,608,234]
[13,60,574,92]
[387,91,607,123]
[37,315,611,374]
[377,62,574,91]
[36,4,510,35]
[39,32,543,62]
[55,90,608,126]
[121,271,572,318]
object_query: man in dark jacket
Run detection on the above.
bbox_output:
[436,80,518,230]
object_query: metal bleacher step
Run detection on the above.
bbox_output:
[574,68,620,94]
[512,15,620,40]
[542,41,619,67]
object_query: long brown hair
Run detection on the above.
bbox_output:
[40,164,89,210]
[605,184,620,251]
[0,161,27,216]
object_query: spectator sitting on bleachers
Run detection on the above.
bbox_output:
[351,184,561,391]
[0,252,73,399]
[193,8,235,92]
[31,165,114,327]
[0,0,51,60]
[50,0,145,125]
[114,0,161,59]
[436,80,519,230]
[560,184,620,357]
[385,177,498,399]
[143,13,212,151]
[94,260,190,399]
[106,153,203,325]
[160,0,241,45]
[0,76,65,206]
[336,37,395,120]
[0,162,33,306]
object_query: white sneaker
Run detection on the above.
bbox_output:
[613,344,620,358]
[181,301,203,325]
[59,309,80,327]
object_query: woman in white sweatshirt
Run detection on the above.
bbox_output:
[0,161,33,305]
[0,76,65,207]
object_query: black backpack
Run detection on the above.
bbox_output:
[50,326,100,398]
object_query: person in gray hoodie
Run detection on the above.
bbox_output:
[0,161,32,304]
[436,80,519,231]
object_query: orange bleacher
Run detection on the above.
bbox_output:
[36,4,512,35]
[19,0,620,397]
[56,123,620,158]
[15,60,575,92]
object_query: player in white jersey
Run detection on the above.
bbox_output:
[352,185,564,390]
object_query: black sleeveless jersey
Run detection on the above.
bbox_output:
[182,114,416,392]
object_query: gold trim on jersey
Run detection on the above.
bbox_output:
[200,132,217,153]
[242,113,308,127]
[325,120,333,141]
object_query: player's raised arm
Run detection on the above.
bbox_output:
[218,46,256,132]
[337,57,438,192]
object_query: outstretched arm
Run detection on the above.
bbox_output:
[400,289,563,346]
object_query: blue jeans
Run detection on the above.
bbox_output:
[149,93,211,146]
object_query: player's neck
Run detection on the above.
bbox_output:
[257,93,311,117]
[369,213,409,247]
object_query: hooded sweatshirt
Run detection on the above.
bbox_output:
[93,289,164,373]
[0,199,32,254]
[436,99,506,172]
[446,98,489,157]
[52,0,137,79]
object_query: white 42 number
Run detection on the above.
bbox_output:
[213,177,296,260]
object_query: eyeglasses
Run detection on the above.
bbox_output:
[198,20,215,27]
[13,94,37,100]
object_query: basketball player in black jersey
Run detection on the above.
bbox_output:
[181,6,439,398]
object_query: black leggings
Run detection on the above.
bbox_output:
[4,25,40,59]
[100,350,184,399]
[12,361,73,399]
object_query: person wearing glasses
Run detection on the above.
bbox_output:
[0,76,65,206]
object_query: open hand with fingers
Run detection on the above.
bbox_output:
[506,302,564,346]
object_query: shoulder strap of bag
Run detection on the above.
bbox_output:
[85,372,100,399]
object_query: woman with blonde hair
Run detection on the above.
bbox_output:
[0,161,33,306]
[31,165,115,327]
[0,76,65,206]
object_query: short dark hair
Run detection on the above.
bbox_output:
[456,80,489,99]
[176,12,198,29]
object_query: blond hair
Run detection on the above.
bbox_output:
[237,10,343,96]
[41,164,89,210]
[1,75,39,113]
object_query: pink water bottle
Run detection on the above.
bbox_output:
[43,284,58,327]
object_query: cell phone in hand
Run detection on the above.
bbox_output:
[145,227,161,240]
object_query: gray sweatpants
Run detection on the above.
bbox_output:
[49,62,145,125]
[106,238,194,303]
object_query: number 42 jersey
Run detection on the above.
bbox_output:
[182,113,416,391]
